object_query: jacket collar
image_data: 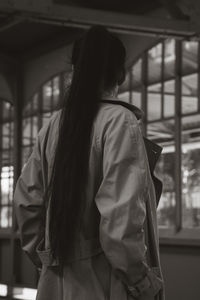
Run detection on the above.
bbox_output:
[101,98,144,121]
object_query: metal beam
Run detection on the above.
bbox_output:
[175,40,182,232]
[0,51,18,65]
[0,14,26,32]
[21,28,84,61]
[0,1,198,38]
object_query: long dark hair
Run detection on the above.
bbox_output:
[48,25,126,263]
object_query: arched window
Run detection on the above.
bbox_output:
[126,39,200,237]
[22,72,69,166]
[0,100,14,228]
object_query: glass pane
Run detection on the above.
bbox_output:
[0,101,14,229]
[23,99,34,118]
[164,80,175,93]
[182,114,200,228]
[1,101,13,123]
[131,91,142,108]
[2,123,10,146]
[2,151,9,167]
[131,58,142,89]
[164,39,175,80]
[1,166,14,205]
[10,121,14,148]
[148,82,161,92]
[147,85,162,120]
[148,43,162,85]
[43,80,52,112]
[182,74,198,114]
[164,80,175,117]
[53,76,60,109]
[147,120,176,228]
[2,122,14,151]
[0,284,8,296]
[147,43,162,121]
[22,118,32,146]
[0,206,12,228]
[182,41,198,74]
[13,287,37,300]
[2,135,9,149]
[23,94,39,117]
[118,92,130,102]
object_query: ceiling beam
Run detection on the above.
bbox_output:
[0,13,26,32]
[22,28,84,61]
[0,0,198,39]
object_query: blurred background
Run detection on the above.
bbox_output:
[0,0,200,299]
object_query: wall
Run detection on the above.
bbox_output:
[160,245,200,300]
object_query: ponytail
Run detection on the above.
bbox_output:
[47,26,126,262]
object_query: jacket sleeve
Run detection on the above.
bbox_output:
[95,110,163,299]
[13,123,49,268]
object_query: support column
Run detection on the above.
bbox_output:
[8,62,24,300]
[175,40,182,232]
[142,52,148,136]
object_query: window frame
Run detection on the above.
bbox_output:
[122,39,200,245]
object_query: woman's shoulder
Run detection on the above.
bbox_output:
[93,102,141,146]
[97,101,139,127]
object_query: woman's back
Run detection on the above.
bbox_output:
[14,101,163,299]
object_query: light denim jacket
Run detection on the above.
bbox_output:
[14,100,165,300]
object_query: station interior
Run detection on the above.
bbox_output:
[0,0,200,299]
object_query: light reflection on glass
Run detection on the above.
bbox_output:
[0,284,8,296]
[164,39,175,63]
[43,81,52,112]
[13,287,37,300]
[0,166,14,228]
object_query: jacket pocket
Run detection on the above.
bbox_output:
[127,266,164,299]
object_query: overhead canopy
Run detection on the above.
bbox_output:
[0,0,200,102]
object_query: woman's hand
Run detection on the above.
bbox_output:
[137,287,156,300]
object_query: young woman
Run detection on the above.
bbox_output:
[14,26,164,300]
